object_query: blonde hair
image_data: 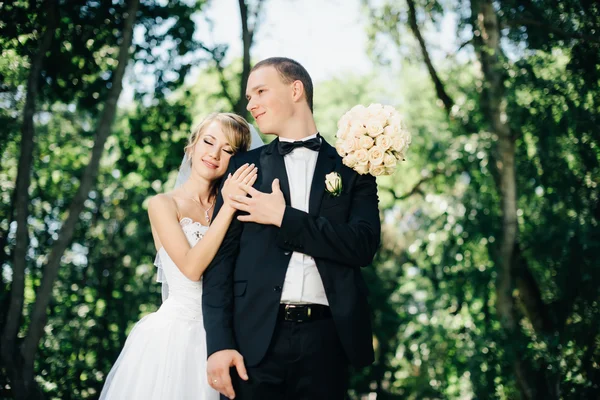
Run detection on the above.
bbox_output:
[185,112,252,157]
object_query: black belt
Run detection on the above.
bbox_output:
[278,304,331,323]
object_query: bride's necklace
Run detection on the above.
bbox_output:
[181,189,214,224]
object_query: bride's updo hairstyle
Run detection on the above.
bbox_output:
[185,112,252,157]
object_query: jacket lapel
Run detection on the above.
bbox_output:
[259,138,291,205]
[308,139,337,216]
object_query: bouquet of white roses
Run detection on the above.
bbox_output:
[335,103,411,176]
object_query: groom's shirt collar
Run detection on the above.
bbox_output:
[279,132,320,143]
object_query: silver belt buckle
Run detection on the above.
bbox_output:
[284,304,296,321]
[284,304,311,322]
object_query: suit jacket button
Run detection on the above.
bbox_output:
[273,286,282,292]
[284,251,291,256]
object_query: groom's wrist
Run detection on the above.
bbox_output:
[272,204,286,227]
[278,207,305,237]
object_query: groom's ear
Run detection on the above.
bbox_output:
[291,80,305,103]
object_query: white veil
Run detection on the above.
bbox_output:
[154,125,264,302]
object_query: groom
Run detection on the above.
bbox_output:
[202,57,381,399]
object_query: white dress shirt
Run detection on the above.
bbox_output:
[279,133,329,306]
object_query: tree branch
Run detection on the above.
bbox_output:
[506,18,600,45]
[198,43,236,109]
[406,0,454,114]
[248,0,266,41]
[514,244,554,335]
[388,169,443,201]
[21,0,140,375]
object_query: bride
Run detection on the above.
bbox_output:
[100,112,262,399]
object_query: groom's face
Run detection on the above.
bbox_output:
[246,66,294,135]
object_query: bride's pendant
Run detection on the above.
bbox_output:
[180,187,214,225]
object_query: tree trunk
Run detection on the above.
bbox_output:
[3,1,140,397]
[471,0,516,335]
[406,0,556,348]
[237,0,252,117]
[0,3,57,398]
[470,0,559,398]
[235,0,264,117]
[401,0,561,396]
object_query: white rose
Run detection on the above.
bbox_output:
[376,134,392,150]
[366,121,384,137]
[343,137,360,153]
[385,167,396,176]
[354,162,370,175]
[336,126,350,140]
[349,123,367,137]
[342,154,359,169]
[383,124,400,139]
[376,114,389,127]
[355,148,369,163]
[350,105,368,120]
[359,135,375,149]
[382,105,396,117]
[325,172,342,196]
[368,108,388,123]
[383,152,397,168]
[335,140,347,156]
[392,135,407,152]
[383,125,396,137]
[388,115,403,129]
[369,164,386,176]
[368,146,385,165]
[367,103,384,116]
[337,114,351,130]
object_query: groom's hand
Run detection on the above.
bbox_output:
[207,349,248,399]
[229,179,286,227]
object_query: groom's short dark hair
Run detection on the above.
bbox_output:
[251,57,314,113]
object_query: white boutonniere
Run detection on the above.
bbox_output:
[325,172,342,197]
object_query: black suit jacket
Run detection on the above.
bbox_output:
[202,137,381,368]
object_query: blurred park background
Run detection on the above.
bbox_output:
[1,0,599,399]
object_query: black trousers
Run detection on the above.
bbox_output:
[228,317,349,400]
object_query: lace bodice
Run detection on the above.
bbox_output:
[154,218,209,319]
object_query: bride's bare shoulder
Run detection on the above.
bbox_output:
[148,192,178,216]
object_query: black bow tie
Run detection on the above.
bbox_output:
[277,134,322,156]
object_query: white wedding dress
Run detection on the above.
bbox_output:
[100,218,219,400]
